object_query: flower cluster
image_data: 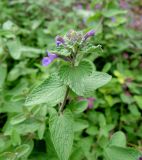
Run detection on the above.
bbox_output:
[55,36,65,47]
[42,29,95,66]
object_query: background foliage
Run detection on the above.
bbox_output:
[0,0,142,160]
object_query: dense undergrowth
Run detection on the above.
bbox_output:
[0,0,142,160]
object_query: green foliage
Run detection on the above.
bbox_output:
[59,60,94,96]
[0,0,142,160]
[49,110,74,160]
[104,146,141,160]
[25,74,66,106]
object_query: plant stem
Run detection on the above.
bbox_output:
[59,86,69,114]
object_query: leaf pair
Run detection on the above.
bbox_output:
[25,60,111,107]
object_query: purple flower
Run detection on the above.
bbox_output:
[123,52,129,59]
[83,29,95,41]
[78,97,96,109]
[87,97,96,109]
[95,3,102,10]
[55,36,65,46]
[86,4,90,11]
[76,4,83,9]
[47,52,58,61]
[119,0,129,9]
[42,57,52,66]
[139,156,142,160]
[111,17,116,22]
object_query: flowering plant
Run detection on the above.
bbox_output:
[24,29,112,160]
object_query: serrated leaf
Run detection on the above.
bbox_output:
[83,71,112,96]
[25,74,66,106]
[59,60,93,96]
[104,146,141,160]
[45,130,58,159]
[109,131,126,147]
[50,46,71,57]
[84,44,102,54]
[49,110,74,160]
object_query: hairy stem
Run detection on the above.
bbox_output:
[59,86,69,114]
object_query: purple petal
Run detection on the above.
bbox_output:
[78,97,96,109]
[48,52,58,61]
[55,36,65,46]
[119,0,129,9]
[42,57,52,66]
[111,17,116,22]
[76,4,83,9]
[87,98,96,109]
[84,29,95,40]
[95,3,102,9]
[139,156,142,160]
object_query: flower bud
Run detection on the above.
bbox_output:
[84,29,95,40]
[55,36,65,46]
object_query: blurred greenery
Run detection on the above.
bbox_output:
[0,0,142,160]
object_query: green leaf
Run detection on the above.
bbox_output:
[25,74,66,106]
[0,135,11,153]
[104,146,141,160]
[15,144,30,158]
[11,130,21,146]
[68,100,88,114]
[84,44,102,55]
[50,46,71,57]
[45,130,58,159]
[10,113,26,125]
[37,123,46,140]
[0,152,16,160]
[83,71,112,96]
[102,63,111,72]
[59,60,93,96]
[102,9,127,17]
[134,96,142,109]
[0,64,7,87]
[74,119,89,132]
[49,110,74,160]
[109,131,126,147]
[7,39,22,60]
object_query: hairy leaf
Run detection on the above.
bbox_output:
[25,74,66,106]
[83,71,112,96]
[59,60,94,96]
[49,110,74,160]
[104,146,141,160]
